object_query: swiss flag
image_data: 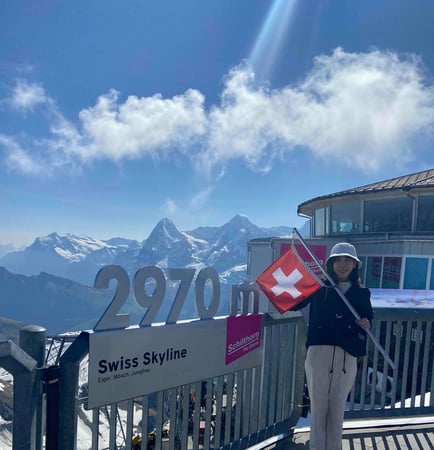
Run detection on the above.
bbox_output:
[256,246,323,313]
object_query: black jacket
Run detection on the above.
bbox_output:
[294,283,373,357]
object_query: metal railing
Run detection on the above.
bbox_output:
[345,307,434,420]
[56,311,307,450]
[1,291,434,449]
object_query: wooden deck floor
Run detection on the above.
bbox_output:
[257,420,434,449]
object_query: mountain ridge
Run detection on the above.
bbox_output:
[0,215,300,284]
[0,215,307,334]
[0,266,111,335]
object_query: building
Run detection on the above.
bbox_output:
[297,168,434,290]
[248,167,434,299]
[245,169,434,401]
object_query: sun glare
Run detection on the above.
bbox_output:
[249,0,300,82]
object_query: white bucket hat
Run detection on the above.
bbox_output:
[326,242,362,268]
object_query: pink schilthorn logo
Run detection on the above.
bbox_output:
[225,314,261,365]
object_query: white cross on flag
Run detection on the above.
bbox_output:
[256,246,323,313]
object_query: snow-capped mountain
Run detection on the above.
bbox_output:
[135,218,209,269]
[1,232,142,285]
[0,215,295,287]
[0,215,302,332]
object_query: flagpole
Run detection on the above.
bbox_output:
[292,228,396,370]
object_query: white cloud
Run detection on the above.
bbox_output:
[159,188,215,225]
[0,134,45,174]
[296,48,434,169]
[201,48,434,172]
[75,88,207,162]
[161,198,179,216]
[201,68,278,173]
[1,48,434,176]
[9,79,49,112]
[190,186,214,208]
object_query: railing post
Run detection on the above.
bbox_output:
[0,340,37,450]
[19,325,46,367]
[231,283,260,315]
[58,332,90,450]
[40,365,60,450]
[19,325,46,450]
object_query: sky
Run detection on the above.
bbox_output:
[2,0,434,248]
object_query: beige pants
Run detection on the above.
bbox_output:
[305,345,357,450]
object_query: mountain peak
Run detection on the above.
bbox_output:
[159,217,177,228]
[227,214,253,227]
[149,218,180,238]
[143,218,185,251]
[0,216,297,288]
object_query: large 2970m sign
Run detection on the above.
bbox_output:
[87,265,262,409]
[93,265,221,331]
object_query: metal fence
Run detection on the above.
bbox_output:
[55,312,306,450]
[1,289,434,449]
[345,307,434,420]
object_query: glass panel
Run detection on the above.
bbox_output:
[365,256,382,288]
[417,195,434,232]
[430,261,434,290]
[364,197,413,232]
[382,257,401,288]
[314,208,325,236]
[403,257,428,289]
[331,201,360,234]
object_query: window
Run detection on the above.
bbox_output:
[382,257,401,288]
[417,195,434,231]
[364,197,413,232]
[314,207,329,236]
[361,256,402,288]
[331,201,360,234]
[403,257,428,289]
[365,257,382,288]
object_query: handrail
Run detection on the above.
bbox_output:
[2,297,434,449]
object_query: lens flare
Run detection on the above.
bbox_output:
[249,0,299,81]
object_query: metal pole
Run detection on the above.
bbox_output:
[292,228,396,370]
[0,340,37,450]
[41,365,60,450]
[58,332,90,450]
[20,325,46,450]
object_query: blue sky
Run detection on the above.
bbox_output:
[2,0,434,247]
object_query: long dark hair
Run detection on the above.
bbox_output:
[326,257,361,286]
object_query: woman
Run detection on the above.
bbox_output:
[294,242,373,450]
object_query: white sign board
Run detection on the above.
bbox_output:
[87,315,262,408]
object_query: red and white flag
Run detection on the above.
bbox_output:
[257,246,323,313]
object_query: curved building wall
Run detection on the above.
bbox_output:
[308,192,434,238]
[298,181,434,290]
